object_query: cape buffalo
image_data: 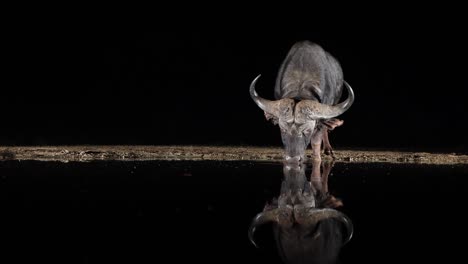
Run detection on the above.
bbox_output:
[250,41,354,162]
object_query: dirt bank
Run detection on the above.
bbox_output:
[1,146,467,165]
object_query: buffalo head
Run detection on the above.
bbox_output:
[250,75,354,162]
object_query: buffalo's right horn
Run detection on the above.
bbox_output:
[250,75,287,118]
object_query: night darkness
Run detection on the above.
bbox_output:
[2,11,468,264]
[4,19,468,153]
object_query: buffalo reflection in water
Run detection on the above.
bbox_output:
[249,160,353,264]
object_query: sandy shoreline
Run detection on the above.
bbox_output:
[1,146,467,165]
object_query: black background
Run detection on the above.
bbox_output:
[3,15,467,152]
[2,9,468,264]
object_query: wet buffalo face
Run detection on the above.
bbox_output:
[279,114,316,162]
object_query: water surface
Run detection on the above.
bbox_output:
[1,161,467,263]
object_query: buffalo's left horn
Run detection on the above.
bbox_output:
[298,81,355,120]
[248,208,279,248]
[305,208,354,245]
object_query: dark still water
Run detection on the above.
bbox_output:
[1,160,467,263]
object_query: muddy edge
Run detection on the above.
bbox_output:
[1,146,467,165]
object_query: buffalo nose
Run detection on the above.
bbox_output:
[285,155,302,163]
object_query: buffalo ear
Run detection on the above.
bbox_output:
[265,112,279,125]
[322,118,344,130]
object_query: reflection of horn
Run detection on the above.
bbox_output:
[305,208,354,245]
[248,209,279,248]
